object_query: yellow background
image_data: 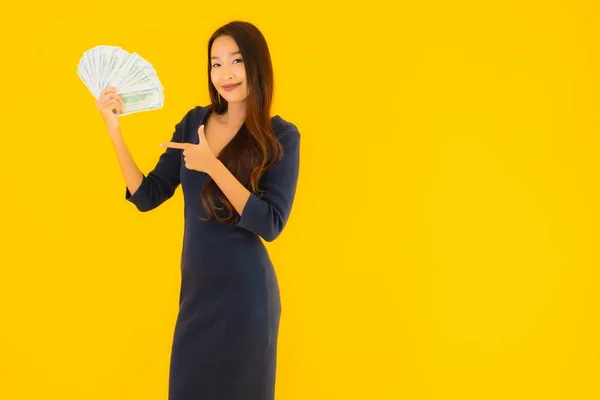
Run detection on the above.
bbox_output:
[1,0,600,399]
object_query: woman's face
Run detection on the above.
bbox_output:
[210,35,248,104]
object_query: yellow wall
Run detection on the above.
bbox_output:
[1,1,600,399]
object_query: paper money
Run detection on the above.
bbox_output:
[77,45,164,116]
[120,87,164,115]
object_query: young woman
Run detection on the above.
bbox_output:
[95,21,300,400]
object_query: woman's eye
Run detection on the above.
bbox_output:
[212,63,220,68]
[233,58,244,64]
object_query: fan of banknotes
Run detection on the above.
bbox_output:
[77,45,165,116]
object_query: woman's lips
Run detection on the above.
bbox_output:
[221,83,241,91]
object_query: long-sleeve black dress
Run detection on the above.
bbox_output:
[124,104,300,400]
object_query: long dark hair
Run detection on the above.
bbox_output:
[200,21,284,223]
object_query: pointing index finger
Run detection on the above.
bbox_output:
[160,142,190,149]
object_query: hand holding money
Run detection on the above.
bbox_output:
[78,45,165,119]
[96,87,124,131]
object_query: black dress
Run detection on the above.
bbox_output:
[125,105,301,400]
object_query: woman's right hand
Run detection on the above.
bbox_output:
[96,87,124,133]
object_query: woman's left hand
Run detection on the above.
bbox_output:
[160,124,217,174]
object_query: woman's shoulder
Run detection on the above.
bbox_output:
[183,104,210,122]
[271,114,300,151]
[173,105,208,129]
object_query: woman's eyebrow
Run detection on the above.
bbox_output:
[211,51,242,60]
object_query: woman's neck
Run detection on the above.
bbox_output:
[220,101,246,127]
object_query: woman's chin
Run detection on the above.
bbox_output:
[223,95,247,104]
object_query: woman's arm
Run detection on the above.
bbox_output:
[95,87,147,207]
[208,128,301,242]
[207,159,252,216]
[124,111,192,212]
[109,127,145,198]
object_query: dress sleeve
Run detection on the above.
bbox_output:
[125,115,186,212]
[235,128,301,242]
